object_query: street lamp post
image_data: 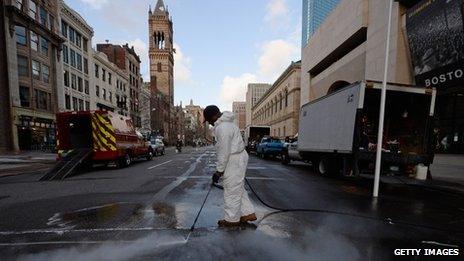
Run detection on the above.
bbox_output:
[373,0,394,198]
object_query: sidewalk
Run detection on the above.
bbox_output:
[0,151,56,178]
[361,154,464,194]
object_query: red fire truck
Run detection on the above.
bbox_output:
[41,111,153,180]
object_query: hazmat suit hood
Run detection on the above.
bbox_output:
[214,111,235,126]
[213,111,245,173]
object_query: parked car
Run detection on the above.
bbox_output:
[150,139,165,156]
[256,137,285,159]
[281,140,307,165]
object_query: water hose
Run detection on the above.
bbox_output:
[185,183,214,241]
[212,178,462,234]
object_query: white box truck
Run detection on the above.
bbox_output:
[296,81,436,176]
[244,126,271,152]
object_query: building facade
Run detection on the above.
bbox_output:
[148,0,175,142]
[2,0,64,152]
[245,83,271,128]
[301,0,464,154]
[96,43,142,127]
[140,82,151,134]
[232,101,246,131]
[252,61,301,139]
[92,50,122,112]
[302,0,340,47]
[58,0,93,113]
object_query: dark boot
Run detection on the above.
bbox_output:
[218,219,241,228]
[240,213,257,223]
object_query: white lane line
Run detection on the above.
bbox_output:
[0,241,135,246]
[147,160,172,170]
[0,227,172,236]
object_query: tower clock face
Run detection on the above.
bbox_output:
[159,6,164,11]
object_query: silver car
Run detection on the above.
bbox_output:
[150,139,165,156]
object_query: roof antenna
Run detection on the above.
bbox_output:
[105,39,109,43]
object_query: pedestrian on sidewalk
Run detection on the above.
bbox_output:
[203,105,257,227]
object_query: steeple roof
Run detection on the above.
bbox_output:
[154,0,167,15]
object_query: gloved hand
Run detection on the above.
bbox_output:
[212,171,223,183]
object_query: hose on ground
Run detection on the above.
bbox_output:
[241,178,463,234]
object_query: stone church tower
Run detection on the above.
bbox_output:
[149,0,174,105]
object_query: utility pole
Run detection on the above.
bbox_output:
[373,0,394,198]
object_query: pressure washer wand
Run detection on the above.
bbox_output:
[185,182,214,241]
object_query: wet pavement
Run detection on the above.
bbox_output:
[0,147,462,260]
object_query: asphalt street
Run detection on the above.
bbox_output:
[0,146,463,260]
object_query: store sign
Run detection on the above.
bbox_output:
[406,0,464,88]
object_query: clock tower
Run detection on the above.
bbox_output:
[149,0,174,105]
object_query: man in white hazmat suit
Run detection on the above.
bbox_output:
[203,105,257,227]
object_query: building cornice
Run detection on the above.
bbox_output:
[252,61,301,110]
[60,0,94,37]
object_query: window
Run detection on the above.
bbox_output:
[71,74,76,89]
[19,86,30,107]
[285,91,288,107]
[109,91,112,102]
[48,14,54,31]
[61,20,68,38]
[157,62,162,72]
[28,0,37,19]
[84,80,89,94]
[83,58,88,74]
[14,0,23,10]
[102,69,106,82]
[72,97,78,111]
[76,53,82,70]
[95,64,99,78]
[18,55,29,76]
[70,49,76,67]
[65,94,71,110]
[42,65,49,83]
[108,73,112,84]
[35,89,50,110]
[83,38,88,52]
[96,85,100,97]
[103,89,106,100]
[85,101,90,111]
[40,37,49,56]
[76,33,82,48]
[63,70,69,87]
[77,77,83,92]
[78,99,84,111]
[15,26,27,45]
[39,7,47,27]
[69,27,75,43]
[62,45,69,63]
[32,60,40,79]
[30,31,38,50]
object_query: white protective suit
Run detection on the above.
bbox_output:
[214,111,255,222]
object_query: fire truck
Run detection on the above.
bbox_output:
[41,111,153,181]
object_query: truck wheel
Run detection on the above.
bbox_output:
[146,150,153,161]
[281,153,290,165]
[120,153,131,168]
[316,157,340,176]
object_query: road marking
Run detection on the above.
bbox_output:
[0,240,136,246]
[0,227,174,236]
[247,166,267,170]
[147,160,172,170]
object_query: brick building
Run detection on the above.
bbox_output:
[96,43,142,127]
[148,0,175,143]
[232,101,246,131]
[2,0,64,152]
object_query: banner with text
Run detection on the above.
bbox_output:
[406,0,464,88]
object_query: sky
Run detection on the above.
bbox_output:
[67,0,302,110]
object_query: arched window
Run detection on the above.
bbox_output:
[279,94,283,110]
[285,90,288,107]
